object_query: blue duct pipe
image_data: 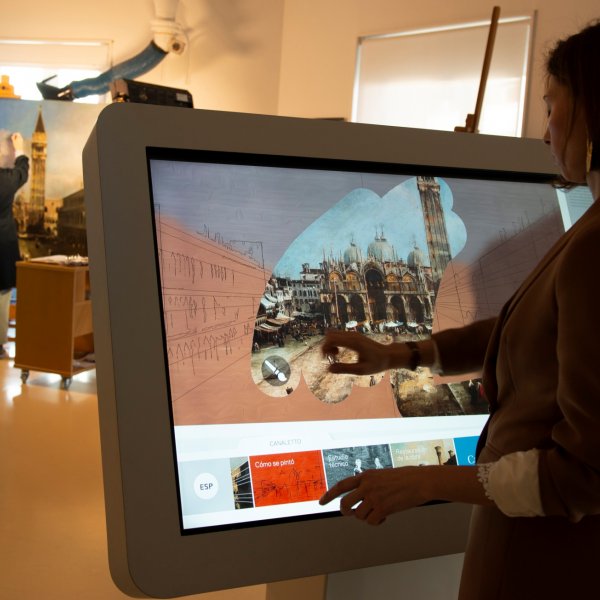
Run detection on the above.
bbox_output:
[37,41,167,100]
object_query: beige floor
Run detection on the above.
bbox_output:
[0,342,268,600]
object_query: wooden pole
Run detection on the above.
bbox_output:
[455,6,501,133]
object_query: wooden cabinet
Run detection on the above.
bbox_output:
[14,261,93,388]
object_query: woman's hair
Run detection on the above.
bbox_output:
[0,130,16,169]
[546,20,600,173]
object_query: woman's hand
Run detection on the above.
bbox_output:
[321,330,407,375]
[11,132,23,153]
[319,467,434,525]
[320,464,493,526]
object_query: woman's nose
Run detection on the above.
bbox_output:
[543,127,551,145]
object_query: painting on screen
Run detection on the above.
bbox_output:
[250,176,474,416]
[150,158,564,426]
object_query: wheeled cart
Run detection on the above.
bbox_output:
[14,261,94,389]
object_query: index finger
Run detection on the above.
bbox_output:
[321,331,360,353]
[319,475,361,505]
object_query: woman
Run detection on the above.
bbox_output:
[0,132,28,358]
[319,21,600,599]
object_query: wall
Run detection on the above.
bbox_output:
[1,2,598,599]
[2,0,285,115]
[155,0,285,114]
[277,0,600,138]
[5,0,597,133]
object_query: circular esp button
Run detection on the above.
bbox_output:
[193,472,219,500]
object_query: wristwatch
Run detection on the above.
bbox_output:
[405,341,421,371]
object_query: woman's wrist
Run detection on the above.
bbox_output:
[387,339,436,370]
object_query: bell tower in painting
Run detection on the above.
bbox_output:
[417,176,452,289]
[30,107,47,211]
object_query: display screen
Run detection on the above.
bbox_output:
[147,149,566,532]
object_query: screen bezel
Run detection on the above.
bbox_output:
[83,103,557,598]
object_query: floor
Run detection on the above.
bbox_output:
[0,341,265,600]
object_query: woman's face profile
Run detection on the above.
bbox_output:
[543,75,588,184]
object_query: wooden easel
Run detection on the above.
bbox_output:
[0,75,20,99]
[455,6,501,133]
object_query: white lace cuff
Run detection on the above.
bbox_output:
[477,462,495,501]
[476,449,544,517]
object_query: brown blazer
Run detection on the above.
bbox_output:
[433,199,600,599]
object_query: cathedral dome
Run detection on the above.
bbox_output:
[368,233,394,262]
[407,245,425,268]
[343,240,361,265]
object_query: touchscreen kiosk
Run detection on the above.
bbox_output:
[83,104,561,597]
